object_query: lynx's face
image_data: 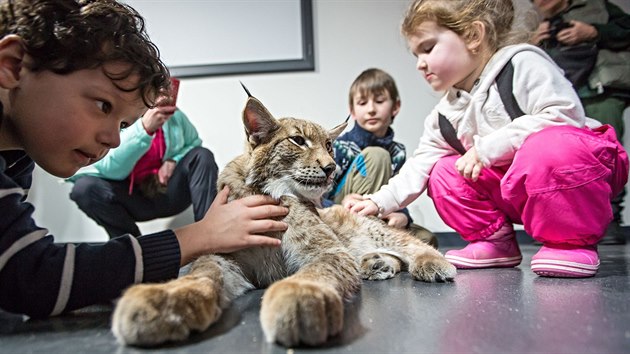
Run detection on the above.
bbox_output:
[242,98,346,203]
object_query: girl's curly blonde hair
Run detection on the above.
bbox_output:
[401,0,533,52]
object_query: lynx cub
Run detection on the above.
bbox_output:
[111,96,456,347]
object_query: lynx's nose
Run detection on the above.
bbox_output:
[322,163,336,178]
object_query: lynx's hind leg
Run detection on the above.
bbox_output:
[360,251,402,280]
[370,224,456,283]
[112,255,253,347]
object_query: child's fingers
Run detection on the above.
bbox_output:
[247,205,290,222]
[471,163,483,182]
[245,235,281,248]
[215,186,230,205]
[239,194,282,207]
[247,219,288,234]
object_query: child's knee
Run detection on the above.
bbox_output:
[427,155,461,197]
[361,146,389,161]
[70,176,110,205]
[351,146,392,178]
[189,146,215,163]
[430,155,459,181]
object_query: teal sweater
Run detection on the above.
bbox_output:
[69,109,202,181]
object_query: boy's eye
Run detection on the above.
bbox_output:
[96,100,113,114]
[289,135,307,146]
[374,96,386,103]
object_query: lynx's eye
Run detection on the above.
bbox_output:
[326,140,333,153]
[289,135,307,147]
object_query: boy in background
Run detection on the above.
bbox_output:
[325,68,437,247]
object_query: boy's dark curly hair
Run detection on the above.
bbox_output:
[0,0,170,107]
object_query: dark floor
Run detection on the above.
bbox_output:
[2,241,629,354]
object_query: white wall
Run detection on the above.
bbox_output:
[27,0,630,243]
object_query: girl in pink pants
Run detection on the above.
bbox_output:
[345,0,629,277]
[428,125,627,276]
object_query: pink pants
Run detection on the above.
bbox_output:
[427,125,629,246]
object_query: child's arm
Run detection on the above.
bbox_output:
[364,112,449,216]
[0,163,285,318]
[174,187,286,265]
[0,168,180,317]
[164,110,202,163]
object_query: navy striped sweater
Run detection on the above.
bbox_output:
[0,151,181,317]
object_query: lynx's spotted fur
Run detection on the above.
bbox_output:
[111,96,456,347]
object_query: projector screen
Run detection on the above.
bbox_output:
[125,0,314,78]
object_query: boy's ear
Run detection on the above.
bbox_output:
[0,35,24,89]
[392,99,401,119]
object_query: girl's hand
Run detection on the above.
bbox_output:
[341,193,365,210]
[158,160,176,185]
[455,147,483,181]
[141,104,177,134]
[349,199,379,217]
[175,186,288,265]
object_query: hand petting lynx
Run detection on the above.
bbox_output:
[111,93,456,348]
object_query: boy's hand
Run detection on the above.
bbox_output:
[175,187,288,265]
[455,147,483,181]
[382,212,408,229]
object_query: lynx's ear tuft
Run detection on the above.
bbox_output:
[243,97,280,146]
[240,81,254,98]
[328,121,347,141]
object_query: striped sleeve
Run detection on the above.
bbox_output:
[0,153,181,317]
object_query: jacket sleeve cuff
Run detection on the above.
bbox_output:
[137,230,181,283]
[367,191,400,217]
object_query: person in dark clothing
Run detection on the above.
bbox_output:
[532,0,630,244]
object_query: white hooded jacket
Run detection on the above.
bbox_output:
[368,43,601,216]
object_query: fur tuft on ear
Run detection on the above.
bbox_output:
[242,97,280,147]
[328,121,347,141]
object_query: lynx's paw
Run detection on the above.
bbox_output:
[112,276,222,347]
[260,279,344,347]
[360,252,402,280]
[409,253,457,282]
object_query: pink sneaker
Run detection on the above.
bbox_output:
[445,239,522,269]
[531,244,599,278]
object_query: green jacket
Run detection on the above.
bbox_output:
[540,0,630,98]
[68,109,202,182]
